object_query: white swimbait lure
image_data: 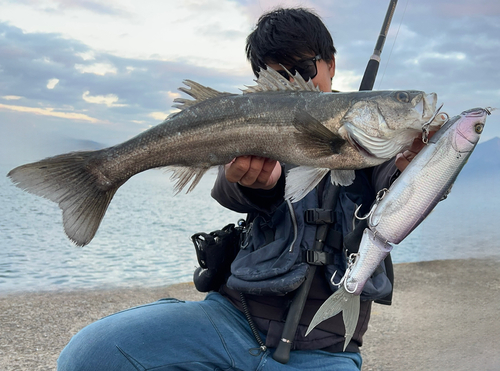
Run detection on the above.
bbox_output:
[307,107,491,350]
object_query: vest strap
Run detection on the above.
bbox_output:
[325,229,343,250]
[304,250,340,266]
[304,208,335,224]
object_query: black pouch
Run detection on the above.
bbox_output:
[191,222,244,292]
[225,198,315,296]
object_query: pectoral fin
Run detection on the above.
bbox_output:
[293,110,346,156]
[306,286,360,351]
[284,166,330,202]
[285,167,356,202]
[330,169,355,186]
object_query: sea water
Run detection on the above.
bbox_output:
[1,165,499,293]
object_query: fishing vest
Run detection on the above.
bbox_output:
[226,169,393,302]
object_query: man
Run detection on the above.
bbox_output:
[58,8,422,371]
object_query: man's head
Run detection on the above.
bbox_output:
[246,8,336,92]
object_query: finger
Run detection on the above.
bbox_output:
[225,156,252,183]
[409,130,438,152]
[395,152,410,172]
[408,136,426,153]
[404,150,417,162]
[239,156,266,186]
[396,130,438,172]
[255,159,281,189]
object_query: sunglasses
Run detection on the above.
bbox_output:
[276,54,322,82]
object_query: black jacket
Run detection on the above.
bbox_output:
[211,161,398,352]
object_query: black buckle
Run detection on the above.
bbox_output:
[304,208,334,224]
[304,250,336,265]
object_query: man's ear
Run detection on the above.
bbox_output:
[328,54,336,79]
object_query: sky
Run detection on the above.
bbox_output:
[1,0,499,166]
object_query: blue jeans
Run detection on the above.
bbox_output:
[58,292,362,370]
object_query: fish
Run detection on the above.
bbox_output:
[7,67,443,246]
[306,107,491,350]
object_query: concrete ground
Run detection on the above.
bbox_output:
[1,258,499,370]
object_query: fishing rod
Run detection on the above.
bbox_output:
[272,0,399,364]
[359,0,398,91]
[272,191,338,364]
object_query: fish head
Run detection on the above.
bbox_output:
[339,91,441,159]
[450,108,488,152]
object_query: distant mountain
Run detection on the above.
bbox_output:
[460,137,500,174]
[1,135,107,167]
[456,137,500,185]
[54,138,106,153]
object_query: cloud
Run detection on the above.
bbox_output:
[75,62,117,75]
[148,111,173,121]
[8,0,132,17]
[46,78,59,89]
[1,95,22,100]
[1,0,252,69]
[167,91,181,100]
[331,69,362,92]
[0,102,98,122]
[76,51,96,61]
[0,20,252,147]
[82,91,126,107]
[432,0,500,16]
[1,0,499,149]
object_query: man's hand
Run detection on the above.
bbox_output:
[395,132,436,172]
[225,156,282,190]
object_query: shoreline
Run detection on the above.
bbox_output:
[1,258,499,370]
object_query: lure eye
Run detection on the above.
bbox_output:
[396,91,410,103]
[474,123,483,134]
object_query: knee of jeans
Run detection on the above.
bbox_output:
[57,333,88,370]
[57,320,129,370]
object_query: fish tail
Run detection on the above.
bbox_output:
[7,150,118,246]
[306,286,360,351]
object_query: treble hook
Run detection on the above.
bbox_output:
[354,188,389,221]
[422,103,448,144]
[330,253,359,294]
[344,279,358,294]
[330,270,342,287]
[344,253,359,293]
[354,204,375,220]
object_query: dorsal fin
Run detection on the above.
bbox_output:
[173,66,320,110]
[242,66,321,94]
[173,80,233,110]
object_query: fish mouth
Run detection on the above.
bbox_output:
[413,92,438,122]
[413,96,424,118]
[423,93,439,122]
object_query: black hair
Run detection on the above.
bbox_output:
[246,8,337,77]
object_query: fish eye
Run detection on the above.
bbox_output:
[396,91,410,103]
[474,123,483,134]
